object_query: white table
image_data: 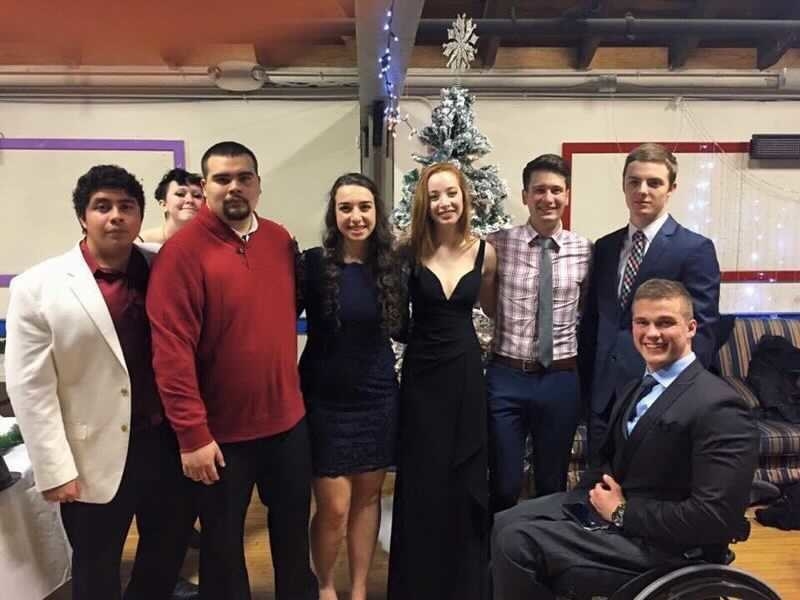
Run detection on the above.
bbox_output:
[0,444,72,600]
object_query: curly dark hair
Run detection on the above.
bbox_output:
[72,165,145,229]
[321,173,404,335]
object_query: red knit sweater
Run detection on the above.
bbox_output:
[146,205,305,451]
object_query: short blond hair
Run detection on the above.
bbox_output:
[633,278,693,320]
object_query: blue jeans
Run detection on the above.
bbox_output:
[487,362,580,514]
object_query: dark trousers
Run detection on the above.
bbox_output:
[487,362,580,513]
[491,492,683,600]
[60,423,195,600]
[196,417,318,600]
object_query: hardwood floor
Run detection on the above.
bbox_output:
[735,507,800,598]
[49,487,799,599]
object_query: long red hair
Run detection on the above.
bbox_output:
[409,162,473,261]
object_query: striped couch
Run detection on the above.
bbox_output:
[717,316,800,485]
[565,316,800,490]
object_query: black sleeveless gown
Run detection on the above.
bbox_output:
[388,240,488,600]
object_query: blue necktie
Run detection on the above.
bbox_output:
[625,374,659,436]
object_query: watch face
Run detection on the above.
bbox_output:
[612,503,625,526]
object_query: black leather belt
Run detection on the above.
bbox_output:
[492,353,577,374]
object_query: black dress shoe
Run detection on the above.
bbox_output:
[172,577,199,600]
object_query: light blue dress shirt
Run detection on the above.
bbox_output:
[627,351,697,435]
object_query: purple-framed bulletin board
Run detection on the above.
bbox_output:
[0,137,185,293]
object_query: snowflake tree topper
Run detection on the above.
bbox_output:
[443,14,479,72]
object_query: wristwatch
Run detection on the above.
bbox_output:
[611,502,626,528]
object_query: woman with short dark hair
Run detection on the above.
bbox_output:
[139,168,203,244]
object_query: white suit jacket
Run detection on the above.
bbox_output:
[6,243,154,504]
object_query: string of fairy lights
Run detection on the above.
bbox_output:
[373,10,796,312]
[377,1,416,138]
[601,98,799,312]
[677,103,799,312]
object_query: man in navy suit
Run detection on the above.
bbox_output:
[579,143,721,457]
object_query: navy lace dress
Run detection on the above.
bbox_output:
[297,247,399,477]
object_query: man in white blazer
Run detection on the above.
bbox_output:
[6,165,194,600]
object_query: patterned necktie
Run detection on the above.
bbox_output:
[619,229,646,308]
[537,237,554,368]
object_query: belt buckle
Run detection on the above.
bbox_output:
[521,359,538,373]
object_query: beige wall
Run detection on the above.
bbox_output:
[0,99,360,316]
[394,96,800,313]
[2,96,799,317]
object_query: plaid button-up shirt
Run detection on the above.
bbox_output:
[488,223,592,362]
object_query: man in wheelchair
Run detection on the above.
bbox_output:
[491,279,759,599]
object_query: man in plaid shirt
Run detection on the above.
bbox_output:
[487,154,592,513]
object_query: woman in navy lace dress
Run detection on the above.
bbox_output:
[297,173,405,600]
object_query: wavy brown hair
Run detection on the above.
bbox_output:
[624,143,678,186]
[409,162,474,262]
[321,173,403,335]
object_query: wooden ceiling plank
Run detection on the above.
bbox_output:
[669,0,726,69]
[480,36,502,69]
[161,46,192,68]
[757,2,800,70]
[758,33,797,70]
[576,37,600,70]
[332,0,354,18]
[477,0,514,69]
[254,44,273,67]
[574,0,609,70]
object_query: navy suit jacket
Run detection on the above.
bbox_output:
[578,215,721,415]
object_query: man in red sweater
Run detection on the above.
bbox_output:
[146,142,317,600]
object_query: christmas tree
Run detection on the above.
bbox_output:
[392,86,511,236]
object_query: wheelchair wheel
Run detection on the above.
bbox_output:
[632,564,782,600]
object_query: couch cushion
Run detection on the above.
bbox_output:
[718,317,800,380]
[756,456,800,487]
[758,419,800,457]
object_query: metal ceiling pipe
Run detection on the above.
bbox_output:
[0,72,212,88]
[2,67,799,98]
[161,17,799,40]
[416,18,800,38]
[0,66,360,89]
[403,69,794,91]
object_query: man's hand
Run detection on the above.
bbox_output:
[181,440,226,485]
[589,474,625,521]
[43,479,81,503]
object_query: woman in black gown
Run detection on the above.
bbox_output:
[297,173,405,600]
[388,163,497,600]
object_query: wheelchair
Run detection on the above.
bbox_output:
[551,549,782,600]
